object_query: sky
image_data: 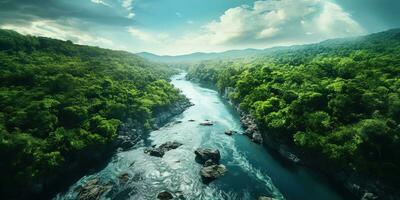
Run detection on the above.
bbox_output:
[0,0,399,55]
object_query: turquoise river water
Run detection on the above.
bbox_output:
[55,73,352,200]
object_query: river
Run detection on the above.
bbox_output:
[55,73,352,200]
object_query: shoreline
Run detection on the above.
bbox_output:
[198,79,394,200]
[31,89,193,200]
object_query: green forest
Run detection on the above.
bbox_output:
[187,29,400,189]
[0,29,186,197]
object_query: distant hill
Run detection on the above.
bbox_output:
[137,28,400,63]
[136,48,278,63]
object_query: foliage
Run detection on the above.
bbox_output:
[187,28,400,186]
[0,29,185,195]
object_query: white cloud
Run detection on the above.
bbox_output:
[127,27,170,43]
[186,0,364,46]
[0,20,114,48]
[118,0,365,55]
[135,0,365,55]
[5,0,364,56]
[127,12,135,19]
[257,27,280,39]
[121,0,134,19]
[122,0,133,9]
[314,2,364,37]
[91,0,110,7]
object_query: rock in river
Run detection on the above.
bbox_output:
[145,141,183,158]
[157,191,173,199]
[252,132,263,144]
[118,173,130,183]
[76,178,110,200]
[194,148,221,164]
[203,159,216,167]
[199,120,214,126]
[224,130,235,136]
[145,148,165,157]
[200,164,227,183]
[159,141,183,151]
[240,114,264,144]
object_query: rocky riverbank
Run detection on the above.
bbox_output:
[116,97,193,151]
[219,86,399,200]
[237,110,400,200]
[34,96,193,200]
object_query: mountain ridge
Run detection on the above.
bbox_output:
[137,28,400,63]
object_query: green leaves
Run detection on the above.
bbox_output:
[304,111,331,133]
[59,106,88,128]
[0,29,185,195]
[187,29,400,185]
[89,115,120,139]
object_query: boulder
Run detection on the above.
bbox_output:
[199,121,214,126]
[203,159,216,167]
[144,141,182,158]
[117,135,136,150]
[252,132,263,144]
[118,173,130,183]
[76,178,110,200]
[159,141,183,152]
[200,164,227,183]
[188,119,196,122]
[224,130,235,136]
[244,124,258,137]
[240,115,255,129]
[173,120,183,124]
[175,191,186,200]
[241,115,258,135]
[194,148,221,164]
[145,148,165,157]
[157,191,173,200]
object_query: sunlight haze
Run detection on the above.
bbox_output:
[1,0,399,55]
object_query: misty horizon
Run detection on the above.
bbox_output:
[1,0,400,55]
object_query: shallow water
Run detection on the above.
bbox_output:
[55,73,350,200]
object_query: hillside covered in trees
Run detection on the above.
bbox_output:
[187,29,400,197]
[0,29,187,198]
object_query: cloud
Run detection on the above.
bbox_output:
[313,2,364,37]
[127,12,135,19]
[0,20,114,48]
[121,0,135,18]
[0,0,367,56]
[90,0,110,7]
[122,0,133,9]
[188,0,364,46]
[0,0,132,27]
[135,0,365,55]
[127,27,170,43]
